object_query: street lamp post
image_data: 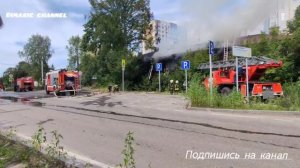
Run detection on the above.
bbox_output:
[41,58,43,85]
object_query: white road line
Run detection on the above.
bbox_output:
[211,112,260,119]
[273,118,293,122]
[211,113,297,123]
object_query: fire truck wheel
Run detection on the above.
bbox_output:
[45,86,49,94]
[220,87,232,96]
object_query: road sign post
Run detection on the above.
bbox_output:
[155,63,162,92]
[209,41,214,97]
[232,46,252,103]
[235,57,239,92]
[181,60,190,94]
[41,59,43,85]
[159,70,161,92]
[245,58,249,102]
[122,59,126,92]
[185,69,187,93]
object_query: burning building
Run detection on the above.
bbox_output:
[142,20,178,55]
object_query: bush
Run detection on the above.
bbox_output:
[273,82,300,111]
[187,77,300,111]
[187,77,245,109]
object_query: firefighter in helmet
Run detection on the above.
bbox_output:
[169,79,174,95]
[174,80,179,94]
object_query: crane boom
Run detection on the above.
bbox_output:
[198,56,282,70]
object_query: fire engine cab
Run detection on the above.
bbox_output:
[14,77,34,92]
[45,70,81,95]
[0,82,4,91]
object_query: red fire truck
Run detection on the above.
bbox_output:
[0,82,4,91]
[45,69,81,95]
[14,77,34,92]
[198,56,284,99]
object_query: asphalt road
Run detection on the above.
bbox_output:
[0,91,300,168]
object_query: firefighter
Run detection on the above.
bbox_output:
[169,80,174,95]
[113,85,119,93]
[108,85,113,93]
[174,80,179,94]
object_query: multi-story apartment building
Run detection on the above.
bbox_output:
[142,20,178,54]
[264,0,300,33]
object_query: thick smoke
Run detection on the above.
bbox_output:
[0,16,3,28]
[153,0,284,59]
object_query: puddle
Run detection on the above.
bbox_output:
[0,96,45,107]
[37,118,54,125]
[28,101,45,107]
[0,96,29,102]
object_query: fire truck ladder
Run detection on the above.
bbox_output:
[223,40,229,61]
[148,63,154,81]
[198,56,282,70]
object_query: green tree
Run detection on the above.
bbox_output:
[80,51,97,85]
[81,0,152,85]
[14,61,31,78]
[285,5,300,81]
[2,62,32,87]
[269,26,280,37]
[288,5,300,33]
[66,35,81,70]
[2,67,16,86]
[18,34,53,82]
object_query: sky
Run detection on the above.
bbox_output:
[0,0,265,76]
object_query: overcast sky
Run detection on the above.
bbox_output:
[0,0,251,76]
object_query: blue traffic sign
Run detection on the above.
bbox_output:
[209,41,214,55]
[181,60,190,70]
[156,63,163,72]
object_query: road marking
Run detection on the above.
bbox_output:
[211,112,260,119]
[13,133,114,168]
[211,113,298,123]
[273,118,293,122]
[0,108,30,113]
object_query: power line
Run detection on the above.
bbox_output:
[0,62,16,66]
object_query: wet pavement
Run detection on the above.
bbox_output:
[0,90,51,107]
[0,91,300,168]
[0,89,92,106]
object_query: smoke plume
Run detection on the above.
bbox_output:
[153,0,287,59]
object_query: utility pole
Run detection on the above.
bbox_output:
[37,51,44,86]
[122,68,124,91]
[245,58,249,103]
[41,58,43,85]
[122,59,126,92]
[276,0,279,27]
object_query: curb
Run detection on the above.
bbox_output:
[188,107,300,116]
[3,132,113,168]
